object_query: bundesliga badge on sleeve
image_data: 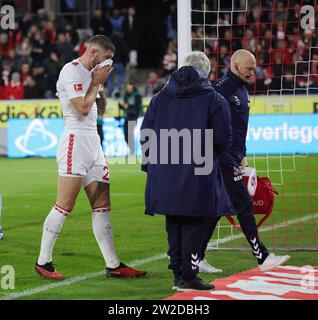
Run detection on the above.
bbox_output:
[242,167,257,196]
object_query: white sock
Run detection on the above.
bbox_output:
[92,208,120,269]
[37,205,69,265]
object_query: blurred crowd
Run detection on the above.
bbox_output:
[0,4,142,100]
[0,9,76,99]
[190,0,318,94]
[147,0,318,97]
[0,0,317,100]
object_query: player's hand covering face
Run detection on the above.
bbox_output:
[91,65,113,86]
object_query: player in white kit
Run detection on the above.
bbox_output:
[35,35,146,280]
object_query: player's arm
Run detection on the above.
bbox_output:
[71,82,100,116]
[210,95,232,155]
[212,78,241,100]
[241,93,251,170]
[70,66,112,116]
[96,86,107,116]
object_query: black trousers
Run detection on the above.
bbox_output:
[166,215,206,281]
[200,164,268,262]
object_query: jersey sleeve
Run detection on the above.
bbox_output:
[62,65,86,99]
[210,92,232,155]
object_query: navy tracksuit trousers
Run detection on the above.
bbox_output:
[166,215,206,281]
[200,164,269,264]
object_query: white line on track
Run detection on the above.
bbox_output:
[1,213,317,300]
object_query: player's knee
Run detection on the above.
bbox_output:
[92,200,110,211]
[55,201,75,213]
[91,184,111,209]
[98,196,111,209]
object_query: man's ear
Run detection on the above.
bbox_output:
[90,46,98,56]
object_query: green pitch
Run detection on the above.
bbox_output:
[0,157,317,300]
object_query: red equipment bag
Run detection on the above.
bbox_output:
[226,176,278,231]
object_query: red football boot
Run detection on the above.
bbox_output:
[35,261,65,280]
[106,262,147,278]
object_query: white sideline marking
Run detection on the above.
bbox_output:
[1,213,317,300]
[0,254,167,301]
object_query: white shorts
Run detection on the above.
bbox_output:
[56,129,110,188]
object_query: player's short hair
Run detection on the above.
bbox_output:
[182,51,211,78]
[89,35,115,52]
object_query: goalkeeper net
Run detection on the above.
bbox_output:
[184,0,318,251]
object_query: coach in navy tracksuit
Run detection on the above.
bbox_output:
[140,52,234,291]
[199,50,290,272]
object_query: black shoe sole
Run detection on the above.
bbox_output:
[106,272,147,279]
[177,287,215,292]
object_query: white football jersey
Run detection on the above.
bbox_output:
[56,59,99,130]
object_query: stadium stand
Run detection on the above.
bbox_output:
[0,0,316,100]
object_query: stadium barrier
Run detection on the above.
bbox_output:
[0,95,318,127]
[5,114,318,158]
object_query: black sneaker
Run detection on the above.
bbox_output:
[177,277,215,292]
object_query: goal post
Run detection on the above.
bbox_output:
[177,0,318,251]
[177,0,192,68]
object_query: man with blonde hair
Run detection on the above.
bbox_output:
[35,35,146,280]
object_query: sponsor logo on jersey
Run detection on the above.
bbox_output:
[233,166,243,181]
[233,95,241,106]
[215,76,228,86]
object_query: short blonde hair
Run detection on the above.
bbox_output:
[89,35,115,52]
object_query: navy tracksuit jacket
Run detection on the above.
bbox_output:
[141,66,235,218]
[140,66,235,280]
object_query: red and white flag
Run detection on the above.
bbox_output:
[166,266,318,300]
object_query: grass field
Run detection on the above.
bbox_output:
[0,156,317,300]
